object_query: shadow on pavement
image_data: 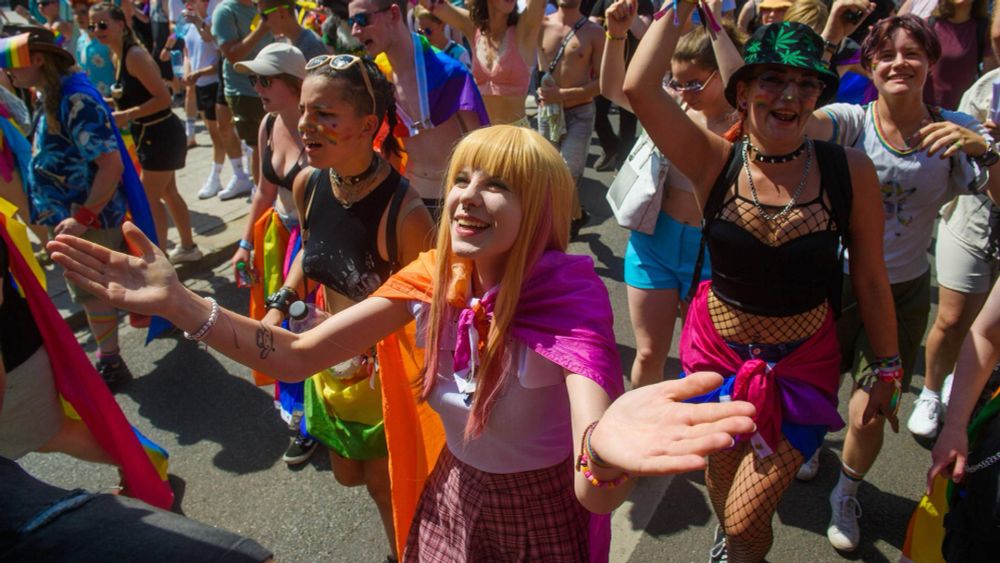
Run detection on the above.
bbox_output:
[642,471,715,538]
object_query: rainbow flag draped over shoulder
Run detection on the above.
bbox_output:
[60,72,170,343]
[375,33,489,140]
[372,250,623,561]
[0,203,173,509]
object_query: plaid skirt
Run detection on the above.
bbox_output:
[403,447,590,562]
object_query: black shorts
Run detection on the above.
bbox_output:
[132,112,187,171]
[216,64,228,106]
[195,83,219,120]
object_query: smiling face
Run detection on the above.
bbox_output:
[738,65,824,145]
[348,0,395,56]
[869,28,931,98]
[446,168,523,270]
[670,59,723,112]
[89,8,124,46]
[298,74,377,169]
[253,74,300,113]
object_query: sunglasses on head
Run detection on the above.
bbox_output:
[667,70,717,93]
[88,21,110,31]
[346,6,390,28]
[755,71,825,99]
[248,74,276,88]
[305,54,376,114]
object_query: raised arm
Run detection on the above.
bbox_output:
[48,223,413,380]
[623,2,731,203]
[706,0,745,85]
[517,0,549,48]
[419,0,476,42]
[600,0,638,111]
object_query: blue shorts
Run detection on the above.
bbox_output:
[624,211,710,296]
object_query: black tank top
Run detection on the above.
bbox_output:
[261,114,305,191]
[302,166,406,302]
[704,141,845,317]
[115,43,171,122]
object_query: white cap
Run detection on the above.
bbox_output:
[234,43,307,80]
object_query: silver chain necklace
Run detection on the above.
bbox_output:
[741,138,813,223]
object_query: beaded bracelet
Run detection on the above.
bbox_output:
[577,452,631,488]
[184,297,220,341]
[583,421,613,468]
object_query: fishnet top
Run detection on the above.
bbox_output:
[708,190,837,345]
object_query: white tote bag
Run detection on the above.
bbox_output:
[605,131,668,234]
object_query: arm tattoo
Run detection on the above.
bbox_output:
[255,322,276,359]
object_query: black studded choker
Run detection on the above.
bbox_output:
[747,139,807,164]
[331,154,380,186]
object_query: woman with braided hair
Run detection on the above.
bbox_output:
[266,53,434,562]
[624,3,899,562]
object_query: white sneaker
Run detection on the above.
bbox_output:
[907,395,943,438]
[827,487,862,551]
[796,449,820,481]
[218,175,253,201]
[942,373,954,407]
[168,244,203,264]
[198,176,222,199]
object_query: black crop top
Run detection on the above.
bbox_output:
[302,166,406,302]
[114,43,171,123]
[704,140,848,317]
[0,240,43,373]
[261,114,305,191]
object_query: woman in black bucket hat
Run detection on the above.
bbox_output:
[623,4,898,562]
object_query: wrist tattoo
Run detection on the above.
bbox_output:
[255,322,275,359]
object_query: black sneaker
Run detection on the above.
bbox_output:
[282,434,319,465]
[570,210,591,240]
[96,359,133,387]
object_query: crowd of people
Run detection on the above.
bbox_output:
[4,0,1000,561]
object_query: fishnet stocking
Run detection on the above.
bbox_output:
[708,438,804,563]
[710,195,835,344]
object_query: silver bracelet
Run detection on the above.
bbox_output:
[184,297,220,341]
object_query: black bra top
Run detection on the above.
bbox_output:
[115,42,171,123]
[261,114,305,191]
[302,166,402,302]
[705,144,843,317]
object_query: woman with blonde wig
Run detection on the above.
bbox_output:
[47,124,756,562]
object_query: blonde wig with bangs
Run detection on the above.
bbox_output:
[421,125,574,439]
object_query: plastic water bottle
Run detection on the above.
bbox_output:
[288,300,330,334]
[170,49,184,81]
[235,260,253,288]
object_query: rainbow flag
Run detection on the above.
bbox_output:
[375,33,489,139]
[0,33,32,69]
[1,204,173,509]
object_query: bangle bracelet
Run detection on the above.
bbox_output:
[605,31,627,41]
[238,239,253,251]
[184,297,220,340]
[577,453,631,488]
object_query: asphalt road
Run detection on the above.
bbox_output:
[20,133,936,563]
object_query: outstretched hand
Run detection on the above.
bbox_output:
[590,372,756,475]
[47,222,182,318]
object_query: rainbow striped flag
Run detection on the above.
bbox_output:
[0,33,32,69]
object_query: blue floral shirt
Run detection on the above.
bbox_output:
[29,90,127,228]
[76,33,115,98]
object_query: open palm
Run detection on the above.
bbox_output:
[47,222,182,318]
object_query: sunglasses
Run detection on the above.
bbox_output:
[667,70,717,93]
[305,54,376,114]
[346,6,390,28]
[755,71,825,99]
[248,74,276,88]
[88,21,110,32]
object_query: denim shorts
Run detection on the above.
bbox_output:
[625,211,710,297]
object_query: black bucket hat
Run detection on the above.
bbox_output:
[725,21,840,108]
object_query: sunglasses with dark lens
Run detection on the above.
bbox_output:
[346,6,390,28]
[667,70,717,93]
[420,27,433,36]
[248,75,274,88]
[755,71,826,99]
[305,54,376,114]
[88,21,110,32]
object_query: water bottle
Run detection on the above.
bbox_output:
[170,49,184,81]
[235,260,253,288]
[288,300,330,334]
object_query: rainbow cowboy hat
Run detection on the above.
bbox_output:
[0,26,75,69]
